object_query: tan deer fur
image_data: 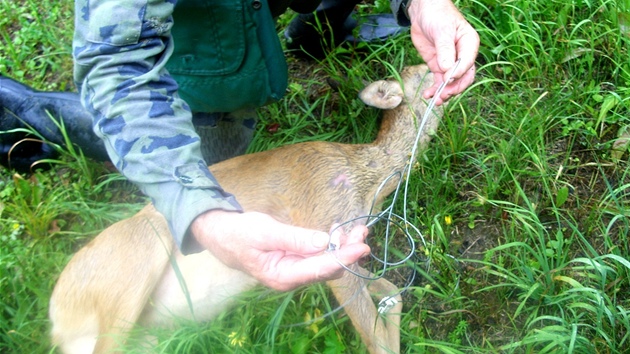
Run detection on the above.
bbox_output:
[49,64,443,354]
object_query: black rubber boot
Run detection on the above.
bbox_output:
[284,0,407,59]
[0,76,255,172]
[0,76,109,172]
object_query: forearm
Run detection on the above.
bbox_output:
[73,0,242,253]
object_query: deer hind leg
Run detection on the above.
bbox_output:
[50,210,174,354]
[327,266,401,354]
[49,311,99,354]
[50,261,163,354]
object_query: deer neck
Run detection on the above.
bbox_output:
[371,99,440,175]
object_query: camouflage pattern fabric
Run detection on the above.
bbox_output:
[73,0,243,254]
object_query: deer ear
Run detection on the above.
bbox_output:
[359,80,404,109]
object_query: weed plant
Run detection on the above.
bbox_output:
[1,0,630,353]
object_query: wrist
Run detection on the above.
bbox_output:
[191,209,238,244]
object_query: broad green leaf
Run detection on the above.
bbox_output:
[556,186,569,207]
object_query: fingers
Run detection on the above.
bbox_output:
[328,223,369,249]
[345,224,369,244]
[409,0,479,105]
[257,246,369,291]
[270,221,369,256]
[427,26,478,105]
[260,225,370,291]
[434,22,479,104]
[268,243,370,291]
[453,26,480,80]
[333,227,370,266]
[260,216,331,254]
[195,211,372,292]
[424,63,476,105]
[263,241,371,291]
[433,29,458,76]
[439,22,479,82]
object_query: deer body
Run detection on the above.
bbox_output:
[50,65,442,354]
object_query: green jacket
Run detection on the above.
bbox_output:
[167,0,287,113]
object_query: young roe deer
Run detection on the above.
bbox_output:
[49,64,444,354]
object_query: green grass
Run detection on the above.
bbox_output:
[2,0,630,353]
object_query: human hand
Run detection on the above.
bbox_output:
[407,0,479,105]
[191,210,370,291]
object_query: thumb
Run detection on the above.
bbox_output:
[434,31,457,76]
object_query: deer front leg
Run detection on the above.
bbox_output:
[326,266,401,354]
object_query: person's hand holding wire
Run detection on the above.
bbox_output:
[407,0,479,105]
[191,210,371,291]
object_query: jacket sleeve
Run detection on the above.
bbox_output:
[390,0,411,27]
[73,0,243,254]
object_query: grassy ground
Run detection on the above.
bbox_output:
[2,0,630,353]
